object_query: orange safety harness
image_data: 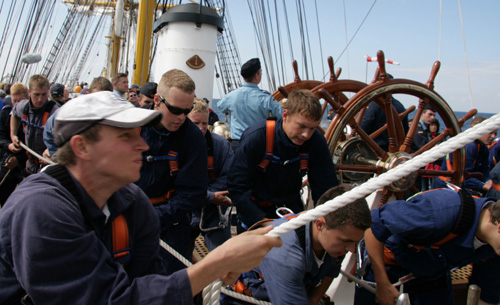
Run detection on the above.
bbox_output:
[257,117,309,173]
[44,165,131,265]
[252,117,309,209]
[206,131,217,182]
[437,143,483,184]
[144,127,185,205]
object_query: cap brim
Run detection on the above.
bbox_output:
[101,107,162,128]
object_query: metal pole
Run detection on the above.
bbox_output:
[466,285,481,305]
[339,270,376,294]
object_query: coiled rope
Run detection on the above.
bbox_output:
[166,113,500,305]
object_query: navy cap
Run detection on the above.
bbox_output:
[50,83,65,98]
[240,58,261,79]
[140,82,157,99]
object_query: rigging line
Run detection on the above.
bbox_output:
[267,0,283,88]
[300,0,315,80]
[8,0,33,81]
[457,0,474,109]
[272,0,285,86]
[0,0,15,52]
[248,0,272,90]
[264,0,278,90]
[26,0,55,78]
[295,0,308,79]
[259,0,276,91]
[342,0,350,80]
[11,0,37,82]
[0,0,19,77]
[313,0,325,81]
[436,0,443,90]
[281,0,294,62]
[333,0,378,74]
[32,0,57,55]
[71,11,107,84]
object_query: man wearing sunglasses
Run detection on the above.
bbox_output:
[135,69,208,275]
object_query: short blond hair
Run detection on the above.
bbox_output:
[191,97,209,116]
[10,82,29,97]
[158,69,195,97]
[28,74,50,90]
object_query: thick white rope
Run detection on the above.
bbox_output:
[267,113,500,237]
[205,113,500,305]
[159,239,271,305]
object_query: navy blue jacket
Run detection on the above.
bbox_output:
[360,99,409,151]
[135,119,208,230]
[489,140,500,170]
[0,170,192,304]
[228,117,339,227]
[372,189,497,280]
[434,140,490,192]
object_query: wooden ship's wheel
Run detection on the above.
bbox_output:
[271,60,325,101]
[321,50,475,205]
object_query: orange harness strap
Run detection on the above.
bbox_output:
[257,119,276,171]
[149,189,176,205]
[112,214,131,265]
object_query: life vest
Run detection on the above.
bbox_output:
[257,117,309,174]
[21,100,55,132]
[44,165,131,265]
[22,100,56,164]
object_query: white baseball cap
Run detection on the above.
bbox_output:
[54,91,161,146]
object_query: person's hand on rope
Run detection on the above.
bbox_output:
[186,226,282,295]
[8,142,21,154]
[483,180,493,191]
[42,149,51,163]
[375,282,399,305]
[213,191,232,207]
[4,156,19,170]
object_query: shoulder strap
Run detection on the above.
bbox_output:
[257,117,277,172]
[44,165,130,265]
[206,131,217,181]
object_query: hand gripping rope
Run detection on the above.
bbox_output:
[163,113,500,305]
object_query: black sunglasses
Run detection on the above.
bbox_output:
[158,94,193,115]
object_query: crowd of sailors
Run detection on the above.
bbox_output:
[0,58,499,305]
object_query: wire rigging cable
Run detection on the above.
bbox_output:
[457,0,474,109]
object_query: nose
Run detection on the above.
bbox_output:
[302,129,314,140]
[346,243,356,253]
[135,131,149,151]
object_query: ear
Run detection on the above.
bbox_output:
[153,94,161,108]
[315,217,326,231]
[282,109,288,122]
[69,135,92,161]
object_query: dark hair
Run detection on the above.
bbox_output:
[489,200,500,224]
[430,118,440,129]
[317,184,372,231]
[470,116,485,128]
[112,73,128,84]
